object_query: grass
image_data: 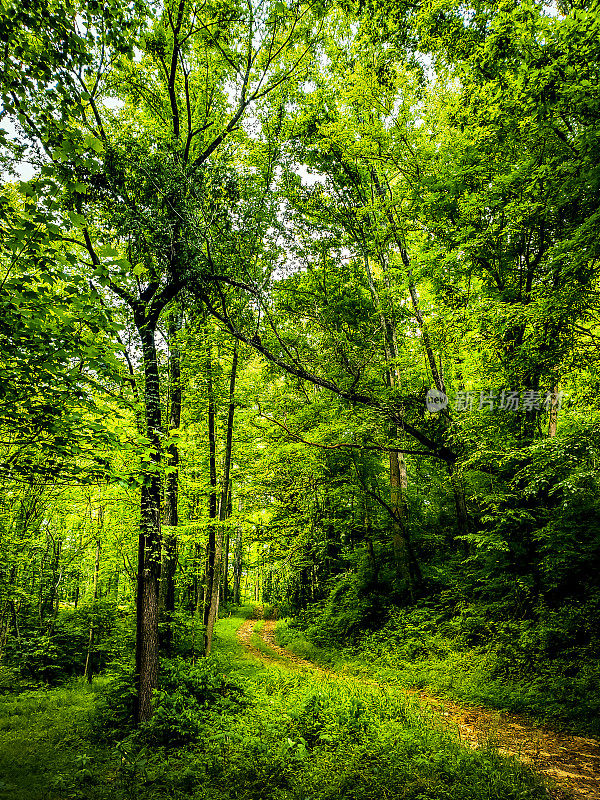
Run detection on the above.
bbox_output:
[202,667,544,800]
[0,678,112,800]
[0,609,549,800]
[249,620,295,667]
[274,623,344,668]
[211,606,267,679]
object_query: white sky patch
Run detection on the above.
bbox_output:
[340,246,352,265]
[1,118,38,181]
[102,96,125,111]
[543,0,562,17]
[297,163,326,187]
[415,51,435,84]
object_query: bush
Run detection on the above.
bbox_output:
[305,574,389,645]
[6,601,130,684]
[94,654,248,746]
[262,603,279,620]
[92,662,138,741]
[142,655,248,745]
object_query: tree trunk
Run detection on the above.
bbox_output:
[254,547,261,602]
[73,525,85,608]
[135,323,162,724]
[548,384,559,437]
[161,311,181,652]
[221,343,237,610]
[84,535,101,682]
[204,526,223,655]
[203,344,218,628]
[222,531,229,607]
[389,444,412,595]
[363,252,417,591]
[243,542,251,599]
[205,342,238,654]
[448,462,470,540]
[232,498,243,605]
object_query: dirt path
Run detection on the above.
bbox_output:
[237,616,600,800]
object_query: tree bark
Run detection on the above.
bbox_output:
[232,498,243,605]
[222,531,229,607]
[160,310,181,652]
[205,342,238,654]
[363,252,415,592]
[448,462,470,540]
[204,527,223,655]
[84,534,101,682]
[135,323,162,724]
[389,443,412,594]
[221,342,237,609]
[203,344,218,628]
[548,384,559,437]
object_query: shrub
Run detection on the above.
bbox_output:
[6,601,130,684]
[305,574,389,645]
[92,662,138,741]
[94,654,248,746]
[141,655,247,745]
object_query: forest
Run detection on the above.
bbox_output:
[0,0,599,797]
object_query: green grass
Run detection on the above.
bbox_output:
[274,622,346,669]
[0,678,112,800]
[211,606,266,677]
[0,610,549,800]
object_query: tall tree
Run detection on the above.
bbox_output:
[4,0,324,719]
[205,340,238,653]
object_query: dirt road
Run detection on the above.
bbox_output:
[237,616,600,800]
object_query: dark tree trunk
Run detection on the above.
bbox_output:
[161,311,181,652]
[204,527,223,654]
[448,462,470,540]
[203,345,218,628]
[222,531,229,607]
[389,444,412,596]
[135,324,163,724]
[41,535,61,626]
[221,343,237,609]
[84,536,101,682]
[232,498,243,605]
[548,383,559,437]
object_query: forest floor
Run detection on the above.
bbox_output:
[237,613,600,800]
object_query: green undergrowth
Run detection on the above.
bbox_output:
[0,677,112,800]
[0,610,548,800]
[211,607,266,679]
[275,608,600,736]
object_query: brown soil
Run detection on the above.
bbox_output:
[236,614,600,800]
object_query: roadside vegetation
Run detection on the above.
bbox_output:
[276,605,600,736]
